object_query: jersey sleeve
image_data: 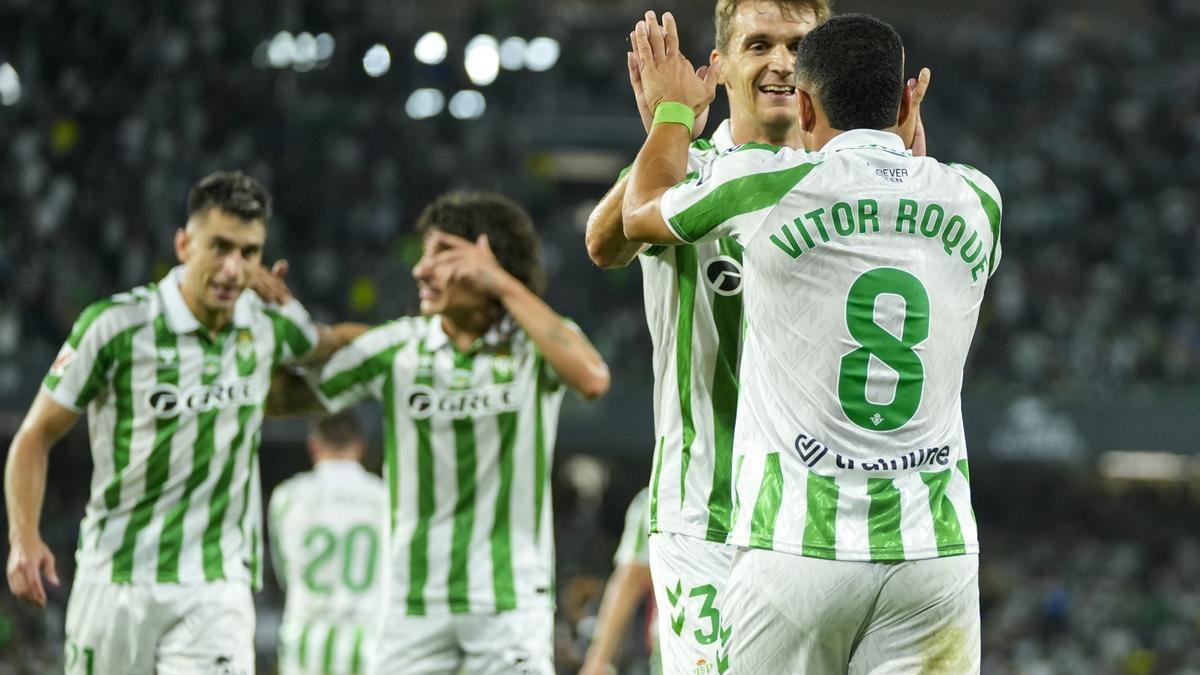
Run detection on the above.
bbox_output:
[267,480,294,590]
[613,489,651,568]
[42,299,133,412]
[264,298,321,366]
[660,145,821,245]
[313,321,411,412]
[949,163,1003,277]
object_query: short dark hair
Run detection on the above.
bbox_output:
[715,0,832,54]
[310,411,364,450]
[416,191,546,296]
[187,170,272,222]
[794,14,905,131]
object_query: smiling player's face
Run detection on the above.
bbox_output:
[715,2,818,137]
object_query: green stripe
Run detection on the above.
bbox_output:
[265,308,313,363]
[648,436,664,533]
[957,459,976,524]
[319,341,406,402]
[491,361,518,611]
[704,238,743,541]
[157,334,225,582]
[321,625,338,675]
[533,354,548,539]
[866,478,904,560]
[112,317,177,582]
[801,472,839,559]
[350,626,365,675]
[732,141,781,153]
[922,470,966,556]
[447,353,478,613]
[668,162,820,243]
[642,244,667,257]
[728,454,745,532]
[96,326,139,541]
[405,339,436,615]
[748,453,783,550]
[674,246,698,509]
[238,432,264,588]
[959,175,1002,274]
[298,621,311,669]
[382,361,399,534]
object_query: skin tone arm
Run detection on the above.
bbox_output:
[430,231,611,400]
[579,562,654,675]
[5,392,79,607]
[247,260,368,363]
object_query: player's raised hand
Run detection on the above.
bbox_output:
[633,11,717,117]
[428,231,515,299]
[628,42,711,139]
[899,67,932,155]
[248,259,295,305]
[7,535,59,608]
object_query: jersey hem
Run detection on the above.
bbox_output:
[726,536,981,562]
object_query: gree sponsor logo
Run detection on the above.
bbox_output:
[703,256,743,296]
[145,379,261,418]
[405,383,523,419]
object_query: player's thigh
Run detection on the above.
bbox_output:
[647,533,735,674]
[373,611,460,674]
[725,547,877,674]
[156,581,256,675]
[458,608,554,675]
[849,555,980,675]
[63,581,158,675]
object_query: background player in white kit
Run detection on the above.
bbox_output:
[269,411,385,675]
[5,171,346,674]
[624,12,995,672]
[274,191,611,674]
[585,3,828,671]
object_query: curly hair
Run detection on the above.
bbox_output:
[715,0,833,54]
[415,191,546,296]
[794,13,905,131]
[187,170,272,222]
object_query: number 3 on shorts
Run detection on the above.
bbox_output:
[837,268,930,432]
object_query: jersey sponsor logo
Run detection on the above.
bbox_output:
[703,256,743,296]
[875,167,908,183]
[146,379,261,418]
[405,383,523,419]
[793,430,954,472]
[49,345,76,377]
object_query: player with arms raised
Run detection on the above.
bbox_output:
[624,12,994,672]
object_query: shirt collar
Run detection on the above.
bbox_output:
[314,459,365,474]
[819,129,910,156]
[711,119,735,153]
[425,314,514,354]
[158,265,255,335]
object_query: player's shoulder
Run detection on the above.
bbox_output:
[942,161,1002,204]
[73,283,159,338]
[354,315,428,352]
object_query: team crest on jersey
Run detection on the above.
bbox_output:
[492,355,514,378]
[203,354,222,377]
[416,353,435,377]
[703,256,743,296]
[236,329,255,361]
[693,657,716,675]
[49,345,76,377]
[157,346,179,368]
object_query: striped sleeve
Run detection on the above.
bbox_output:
[949,163,1003,277]
[660,145,821,245]
[613,489,651,567]
[267,478,295,589]
[313,320,411,412]
[42,299,136,412]
[266,298,320,365]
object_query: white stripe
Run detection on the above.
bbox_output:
[467,410,499,612]
[896,472,936,558]
[945,468,978,551]
[833,473,870,559]
[173,336,209,583]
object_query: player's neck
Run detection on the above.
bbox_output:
[440,311,493,352]
[802,125,845,152]
[729,114,804,149]
[180,283,232,337]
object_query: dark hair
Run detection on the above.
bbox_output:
[310,411,364,449]
[715,0,832,53]
[794,14,905,131]
[187,170,272,222]
[416,191,546,296]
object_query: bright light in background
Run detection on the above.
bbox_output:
[405,88,445,119]
[464,35,500,86]
[362,44,391,77]
[268,31,296,69]
[414,31,447,65]
[315,33,335,62]
[292,32,318,72]
[448,90,486,120]
[499,37,527,71]
[0,63,20,106]
[524,37,560,72]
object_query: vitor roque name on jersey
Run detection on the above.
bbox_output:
[146,379,261,419]
[405,383,524,419]
[793,431,952,472]
[768,198,991,281]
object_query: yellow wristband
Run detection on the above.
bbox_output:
[652,101,695,137]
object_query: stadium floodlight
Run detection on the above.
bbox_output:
[292,32,318,72]
[268,31,296,69]
[0,63,19,106]
[315,33,336,63]
[464,35,500,86]
[499,37,527,71]
[524,37,560,72]
[448,90,486,120]
[362,44,392,77]
[414,31,448,65]
[405,88,445,120]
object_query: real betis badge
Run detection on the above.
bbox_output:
[236,329,256,372]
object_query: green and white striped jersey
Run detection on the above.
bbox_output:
[659,129,1002,562]
[269,461,386,675]
[42,266,318,586]
[613,488,650,568]
[313,315,564,616]
[641,119,744,545]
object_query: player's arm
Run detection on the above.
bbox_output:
[622,12,717,246]
[579,561,654,675]
[266,367,329,417]
[5,392,77,608]
[429,232,610,400]
[585,174,646,269]
[248,260,369,364]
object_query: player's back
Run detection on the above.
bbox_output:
[269,461,386,675]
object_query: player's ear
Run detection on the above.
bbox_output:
[710,49,726,85]
[798,89,817,133]
[174,228,190,263]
